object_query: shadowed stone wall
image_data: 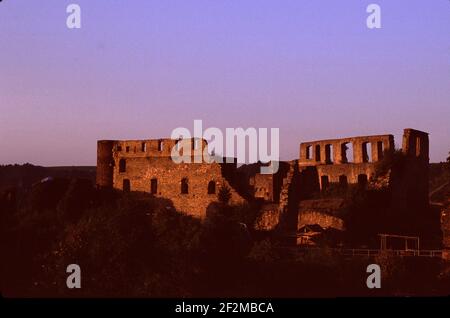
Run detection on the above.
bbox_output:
[97,128,432,242]
[97,138,245,218]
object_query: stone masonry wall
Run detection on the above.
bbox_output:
[297,134,394,190]
[299,134,394,166]
[101,138,245,218]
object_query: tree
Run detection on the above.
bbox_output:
[218,184,232,205]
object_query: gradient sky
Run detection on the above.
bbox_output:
[0,0,449,165]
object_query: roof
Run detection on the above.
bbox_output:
[298,224,324,233]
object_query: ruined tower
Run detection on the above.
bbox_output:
[401,128,429,210]
[96,140,115,188]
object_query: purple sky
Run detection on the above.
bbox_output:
[0,0,449,165]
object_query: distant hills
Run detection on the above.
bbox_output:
[0,164,96,191]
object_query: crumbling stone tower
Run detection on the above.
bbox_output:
[401,128,429,210]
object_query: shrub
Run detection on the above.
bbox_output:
[217,184,232,204]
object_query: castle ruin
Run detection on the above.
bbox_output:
[97,128,432,246]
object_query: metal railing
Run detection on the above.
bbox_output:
[341,248,442,258]
[288,247,444,258]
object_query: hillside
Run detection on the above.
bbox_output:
[429,162,450,206]
[0,164,96,191]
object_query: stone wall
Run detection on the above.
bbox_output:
[252,174,274,202]
[315,163,377,189]
[97,128,431,240]
[292,128,430,244]
[113,156,245,218]
[249,162,290,203]
[297,134,394,190]
[254,204,280,231]
[299,134,394,166]
[97,138,245,218]
[297,199,346,230]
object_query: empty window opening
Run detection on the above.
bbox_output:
[126,146,130,153]
[321,175,329,190]
[306,145,312,159]
[339,175,348,188]
[158,140,164,151]
[117,145,122,152]
[377,141,384,160]
[123,179,130,192]
[325,144,333,163]
[150,178,158,194]
[358,174,368,188]
[341,142,354,163]
[416,137,421,156]
[119,159,126,173]
[181,178,189,194]
[141,142,146,152]
[207,181,216,194]
[362,142,372,163]
[315,145,321,162]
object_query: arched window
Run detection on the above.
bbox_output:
[315,145,321,162]
[362,142,372,162]
[207,181,216,194]
[306,145,312,159]
[181,178,189,194]
[325,144,333,163]
[341,142,354,163]
[119,159,126,172]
